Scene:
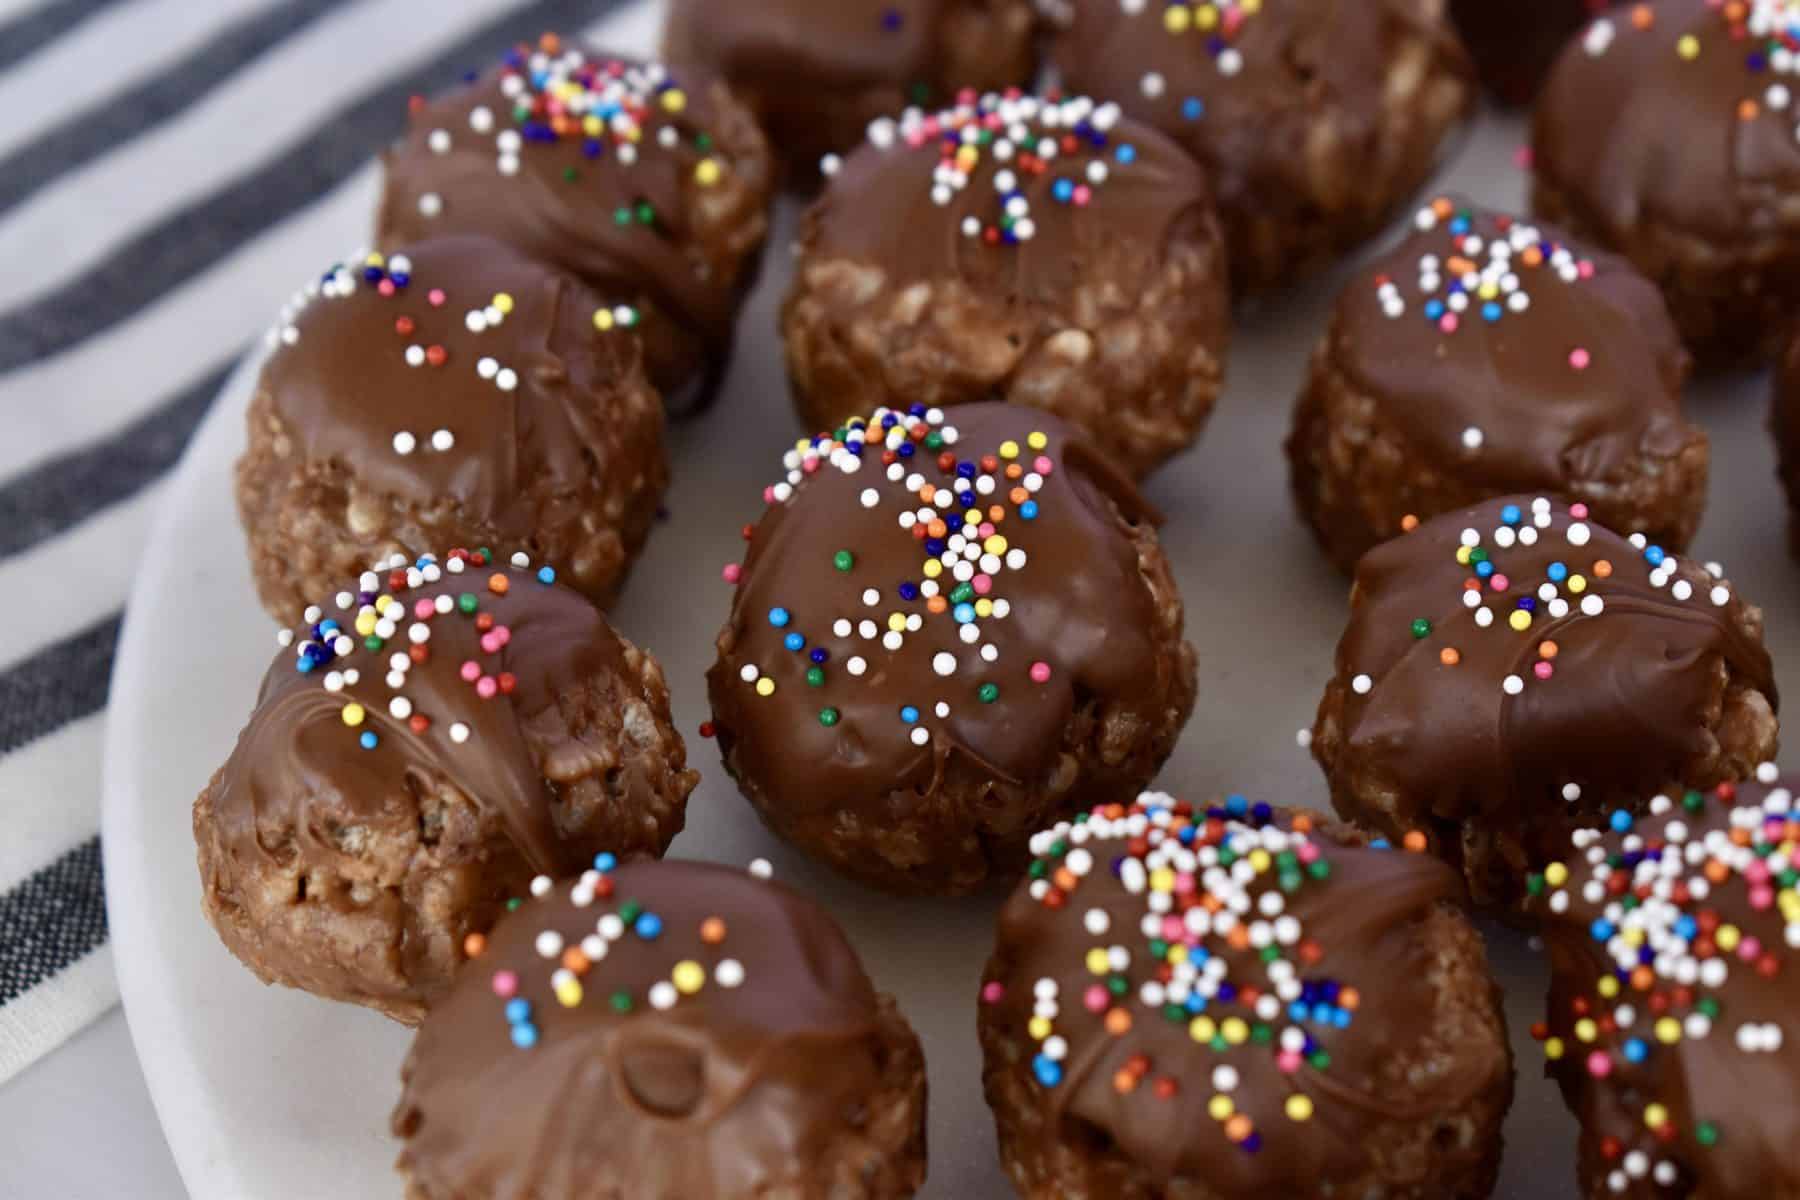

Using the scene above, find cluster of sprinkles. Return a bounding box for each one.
[1528,765,1794,1193]
[473,857,774,1049]
[410,34,730,220]
[980,795,1424,1155]
[278,549,557,753]
[1582,1,1800,136]
[722,405,1055,751]
[1352,498,1733,704]
[821,92,1137,245]
[264,250,637,459]
[1131,0,1258,110]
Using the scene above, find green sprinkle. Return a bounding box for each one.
[619,901,643,924]
[506,897,522,912]
[609,992,633,1013]
[819,707,840,727]
[1684,790,1705,812]
[1411,618,1432,639]
[978,683,1000,703]
[458,593,478,614]
[562,166,579,182]
[1696,1122,1718,1147]
[363,635,383,652]
[613,207,632,225]
[806,667,825,687]
[833,550,855,572]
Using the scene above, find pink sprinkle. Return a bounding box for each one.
[1297,843,1320,864]
[476,676,498,699]
[1746,861,1770,885]
[762,486,777,504]
[481,632,504,654]
[978,522,995,538]
[1073,184,1092,206]
[1439,314,1459,333]
[972,574,992,596]
[1739,936,1764,961]
[1029,661,1052,684]
[377,279,396,297]
[1276,1051,1302,1074]
[413,599,434,619]
[1172,871,1195,895]
[722,563,742,584]
[492,970,518,998]
[1489,574,1510,592]
[493,626,511,648]
[1569,347,1591,370]
[1084,985,1110,1013]
[427,288,446,307]
[1161,915,1184,941]
[1569,503,1589,519]
[1534,661,1555,680]
[980,981,1005,1005]
[1034,455,1054,475]
[1577,260,1596,279]
[802,457,820,474]
[459,660,481,682]
[1587,1052,1612,1078]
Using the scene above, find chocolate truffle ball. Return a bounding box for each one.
[706,403,1197,896]
[1038,0,1474,294]
[661,0,1036,184]
[194,550,696,1024]
[1449,0,1602,104]
[1287,196,1708,574]
[393,860,928,1199]
[1534,0,1800,366]
[1771,323,1800,554]
[978,794,1513,1199]
[237,237,667,621]
[1311,495,1778,909]
[783,92,1230,478]
[376,39,774,411]
[1527,768,1800,1198]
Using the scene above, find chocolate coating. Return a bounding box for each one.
[1040,0,1474,293]
[784,93,1230,477]
[237,236,667,620]
[376,43,774,410]
[706,403,1196,895]
[1311,495,1778,908]
[1533,0,1800,365]
[195,552,695,1022]
[979,796,1513,1198]
[1449,0,1600,104]
[1287,196,1707,572]
[1528,771,1800,1198]
[661,0,1036,184]
[1771,316,1800,556]
[393,861,928,1199]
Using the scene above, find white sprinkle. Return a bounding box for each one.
[1295,728,1312,749]
[649,982,678,1010]
[495,368,518,391]
[1502,675,1525,696]
[1567,522,1591,546]
[715,959,745,988]
[534,931,564,958]
[388,697,413,719]
[449,722,470,744]
[469,105,493,132]
[860,488,880,509]
[847,656,867,677]
[1711,585,1731,606]
[1351,673,1372,694]
[431,429,455,451]
[392,431,416,455]
[418,192,442,218]
[932,652,957,676]
[748,858,773,879]
[1580,595,1604,616]
[1140,71,1165,98]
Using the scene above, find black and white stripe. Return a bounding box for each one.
[0,0,651,1082]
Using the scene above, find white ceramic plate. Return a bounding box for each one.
[102,39,1800,1197]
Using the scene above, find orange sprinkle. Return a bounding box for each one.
[700,917,727,945]
[1104,1007,1133,1036]
[1227,926,1251,951]
[539,32,561,52]
[927,519,947,539]
[1053,867,1078,891]
[927,596,949,614]
[1432,196,1455,218]
[1009,487,1029,505]
[487,572,509,595]
[561,948,590,975]
[462,933,486,959]
[1632,4,1654,28]
[1400,514,1420,532]
[988,505,1006,523]
[1739,99,1760,121]
[1292,813,1315,833]
[1225,1115,1254,1142]
[1539,640,1559,660]
[1593,559,1613,578]
[1403,830,1429,853]
[1631,965,1656,991]
[1705,859,1731,884]
[1520,246,1544,268]
[1339,987,1360,1011]
[1439,647,1461,666]
[1113,1069,1139,1094]
[1006,463,1023,479]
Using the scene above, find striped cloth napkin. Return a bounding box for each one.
[0,0,662,1086]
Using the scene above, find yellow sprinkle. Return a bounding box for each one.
[1456,546,1473,565]
[593,309,615,331]
[755,677,775,697]
[1655,1018,1682,1044]
[1717,924,1741,952]
[923,560,943,579]
[340,703,365,727]
[364,251,385,266]
[983,535,1009,555]
[1545,862,1568,887]
[1150,867,1175,893]
[672,961,705,995]
[1189,1016,1217,1042]
[694,158,722,187]
[1575,1018,1597,1043]
[1645,1103,1669,1129]
[1196,4,1220,29]
[1027,431,1048,450]
[355,611,377,637]
[956,145,979,172]
[887,613,907,633]
[1222,1018,1249,1044]
[492,292,513,314]
[583,115,603,136]
[1208,1094,1235,1120]
[1568,574,1587,594]
[1166,944,1188,964]
[1677,33,1699,59]
[1164,5,1190,31]
[1598,976,1621,998]
[1285,1094,1314,1122]
[1085,948,1110,975]
[661,88,687,112]
[1623,926,1646,947]
[999,440,1020,460]
[1781,891,1800,920]
[1028,1016,1052,1040]
[1544,1037,1565,1060]
[555,980,583,1008]
[974,598,994,618]
[1508,610,1532,632]
[1248,850,1271,873]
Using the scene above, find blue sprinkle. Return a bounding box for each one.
[296,657,316,674]
[1181,96,1204,120]
[1482,302,1502,322]
[954,603,976,624]
[510,1023,538,1049]
[359,731,378,750]
[1624,1039,1648,1063]
[1547,561,1568,582]
[784,632,805,652]
[505,998,531,1025]
[537,566,556,584]
[1052,178,1074,203]
[1676,915,1698,941]
[1609,810,1634,833]
[1591,918,1616,942]
[1032,1055,1064,1087]
[1645,545,1666,566]
[1370,837,1392,849]
[1020,500,1039,521]
[769,607,791,628]
[635,913,663,940]
[1425,299,1445,321]
[594,852,617,873]
[1500,504,1522,526]
[1475,560,1495,579]
[900,706,920,724]
[1114,144,1136,165]
[898,582,920,602]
